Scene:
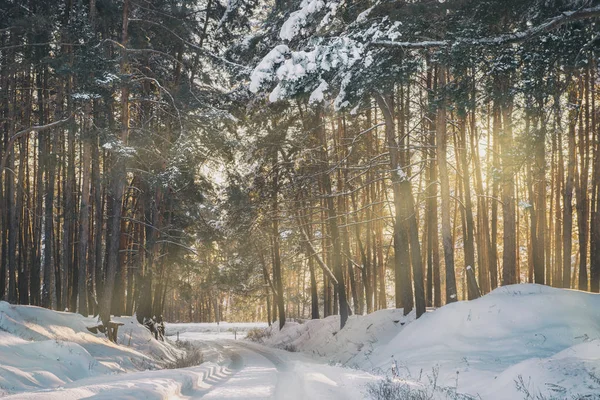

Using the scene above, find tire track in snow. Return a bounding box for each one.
[229,340,289,372]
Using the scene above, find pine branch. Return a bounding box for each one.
[372,5,600,49]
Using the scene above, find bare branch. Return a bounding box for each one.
[2,115,74,170]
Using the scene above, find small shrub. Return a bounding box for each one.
[366,378,432,400]
[175,339,195,351]
[246,328,270,342]
[283,343,297,352]
[366,366,477,400]
[514,374,600,400]
[165,341,203,369]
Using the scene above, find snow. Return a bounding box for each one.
[309,79,328,104]
[396,167,407,181]
[0,301,182,396]
[334,72,352,110]
[249,45,290,94]
[519,200,533,209]
[251,35,363,106]
[3,363,231,399]
[369,284,600,398]
[268,48,320,102]
[166,321,268,341]
[317,2,339,30]
[257,285,600,398]
[260,309,414,369]
[2,285,599,399]
[355,5,375,23]
[4,321,378,399]
[279,0,325,41]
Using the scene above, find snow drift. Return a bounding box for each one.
[261,284,600,399]
[260,308,414,368]
[0,301,182,396]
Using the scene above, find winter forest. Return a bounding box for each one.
[1,0,600,398]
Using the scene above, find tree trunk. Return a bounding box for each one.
[589,64,599,292]
[271,148,286,329]
[315,106,348,329]
[576,72,590,290]
[533,111,546,285]
[563,81,577,289]
[77,126,91,316]
[458,114,478,298]
[501,97,517,285]
[99,0,130,330]
[436,68,458,303]
[373,92,421,316]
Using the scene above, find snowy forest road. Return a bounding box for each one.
[181,334,376,400]
[2,329,377,399]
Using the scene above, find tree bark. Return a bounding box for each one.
[99,0,130,330]
[501,96,517,285]
[436,68,458,303]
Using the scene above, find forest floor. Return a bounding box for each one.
[1,284,600,399]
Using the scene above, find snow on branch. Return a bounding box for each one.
[249,45,290,94]
[280,0,326,41]
[372,5,600,49]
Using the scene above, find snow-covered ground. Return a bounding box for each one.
[259,308,414,368]
[0,303,377,399]
[166,322,268,341]
[0,301,182,396]
[259,284,600,399]
[2,284,599,399]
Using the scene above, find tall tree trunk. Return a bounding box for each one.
[470,80,492,295]
[501,96,517,285]
[563,81,577,289]
[271,148,286,329]
[436,68,458,303]
[553,89,564,288]
[589,64,599,292]
[315,107,348,328]
[31,69,45,306]
[490,103,501,290]
[91,125,103,312]
[533,110,546,285]
[7,72,18,304]
[427,63,442,305]
[458,114,478,298]
[351,191,368,315]
[77,123,91,316]
[99,0,130,330]
[373,92,422,316]
[576,72,590,290]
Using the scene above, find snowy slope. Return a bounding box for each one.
[261,284,600,399]
[370,284,600,398]
[2,360,228,399]
[3,333,379,400]
[261,309,414,368]
[0,301,182,396]
[3,285,600,399]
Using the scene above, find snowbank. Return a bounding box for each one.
[259,285,600,399]
[260,308,415,367]
[370,284,600,398]
[0,301,182,396]
[3,361,229,400]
